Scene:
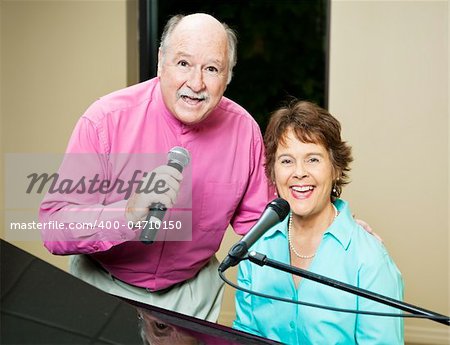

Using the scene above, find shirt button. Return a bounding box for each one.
[289,321,295,329]
[93,245,99,251]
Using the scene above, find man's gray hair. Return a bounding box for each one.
[159,14,238,84]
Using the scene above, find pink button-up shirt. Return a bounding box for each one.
[39,77,271,290]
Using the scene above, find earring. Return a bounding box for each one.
[273,182,278,196]
[332,179,338,194]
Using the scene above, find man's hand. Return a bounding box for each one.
[354,217,383,243]
[125,165,183,223]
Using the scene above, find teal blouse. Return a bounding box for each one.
[233,199,404,344]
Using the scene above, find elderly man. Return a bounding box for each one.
[39,13,271,321]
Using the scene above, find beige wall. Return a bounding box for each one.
[2,0,449,344]
[329,1,449,343]
[1,0,131,270]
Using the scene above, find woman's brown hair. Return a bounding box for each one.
[264,100,353,198]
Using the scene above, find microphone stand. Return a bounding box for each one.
[246,251,450,326]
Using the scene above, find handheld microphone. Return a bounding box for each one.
[218,198,290,272]
[140,147,190,244]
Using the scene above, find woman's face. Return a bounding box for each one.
[274,128,335,220]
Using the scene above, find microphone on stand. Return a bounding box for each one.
[218,198,290,272]
[140,147,190,244]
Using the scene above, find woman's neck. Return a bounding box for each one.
[291,203,337,238]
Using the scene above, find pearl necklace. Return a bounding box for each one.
[288,204,338,260]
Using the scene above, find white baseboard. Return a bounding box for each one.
[405,325,450,345]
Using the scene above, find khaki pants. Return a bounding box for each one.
[70,255,225,322]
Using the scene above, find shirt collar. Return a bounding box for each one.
[261,199,353,250]
[324,199,353,250]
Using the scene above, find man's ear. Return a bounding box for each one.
[157,49,163,77]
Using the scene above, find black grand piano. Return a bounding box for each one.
[1,239,280,344]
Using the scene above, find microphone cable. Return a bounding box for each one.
[218,258,450,322]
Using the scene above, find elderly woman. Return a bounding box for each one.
[233,100,404,344]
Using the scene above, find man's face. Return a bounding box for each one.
[158,19,229,125]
